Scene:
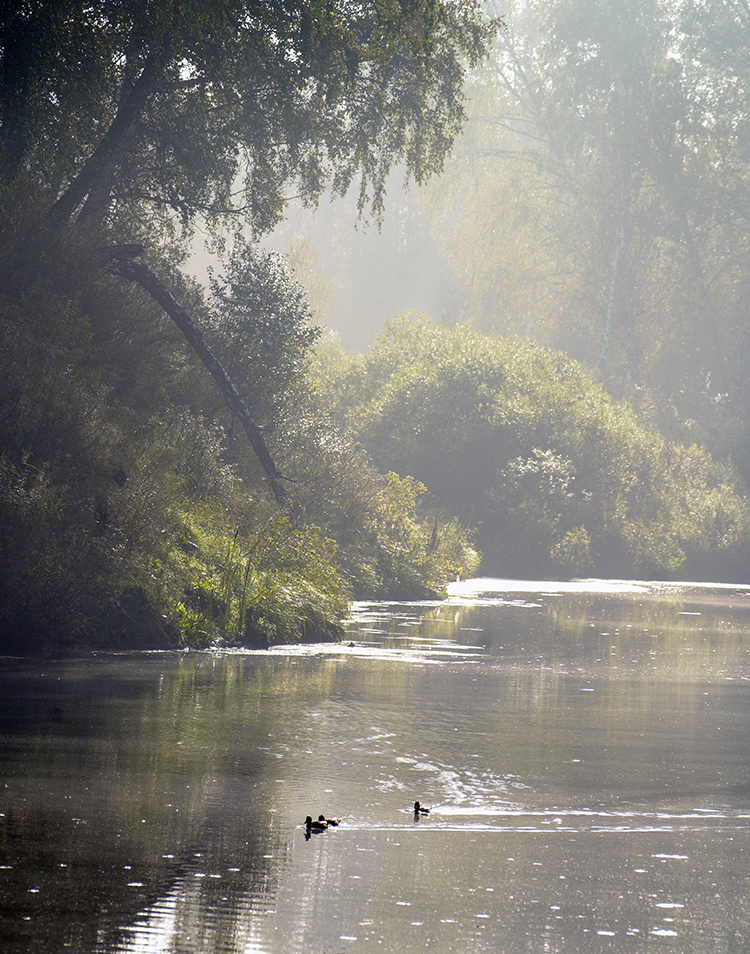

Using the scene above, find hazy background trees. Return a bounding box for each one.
[431,0,750,449]
[273,0,750,487]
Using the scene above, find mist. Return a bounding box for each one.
[190,176,460,352]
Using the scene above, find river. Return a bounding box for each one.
[1,578,749,953]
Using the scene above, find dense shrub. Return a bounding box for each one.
[270,387,480,599]
[319,315,750,580]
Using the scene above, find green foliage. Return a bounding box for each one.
[0,212,477,652]
[207,242,320,426]
[551,527,594,577]
[168,508,348,648]
[327,315,750,580]
[266,373,481,599]
[353,471,479,598]
[0,217,313,650]
[1,0,493,237]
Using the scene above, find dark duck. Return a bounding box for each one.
[414,801,430,816]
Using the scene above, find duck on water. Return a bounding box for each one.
[305,803,429,836]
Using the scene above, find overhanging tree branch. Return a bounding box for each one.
[105,247,290,504]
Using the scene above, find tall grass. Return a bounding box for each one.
[171,508,348,648]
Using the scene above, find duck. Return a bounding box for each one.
[305,815,328,832]
[318,814,341,827]
[414,801,430,815]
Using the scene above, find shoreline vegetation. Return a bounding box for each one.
[2,3,749,656]
[0,229,481,657]
[2,230,748,657]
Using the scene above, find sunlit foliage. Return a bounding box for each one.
[322,314,750,579]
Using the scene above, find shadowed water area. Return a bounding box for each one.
[1,579,749,952]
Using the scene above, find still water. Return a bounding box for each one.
[1,578,750,953]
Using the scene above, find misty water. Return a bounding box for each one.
[1,579,750,953]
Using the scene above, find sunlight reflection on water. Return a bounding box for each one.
[1,579,750,953]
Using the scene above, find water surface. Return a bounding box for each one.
[1,579,749,952]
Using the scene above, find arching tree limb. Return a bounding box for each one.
[107,249,289,504]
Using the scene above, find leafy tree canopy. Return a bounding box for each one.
[0,0,494,238]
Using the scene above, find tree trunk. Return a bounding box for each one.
[109,250,290,504]
[48,48,168,228]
